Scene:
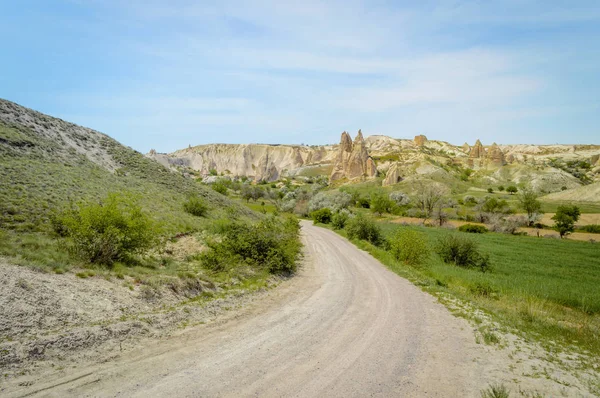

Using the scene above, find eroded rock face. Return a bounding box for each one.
[330,130,377,182]
[461,143,470,153]
[382,162,402,186]
[469,139,485,159]
[486,143,506,167]
[414,135,428,147]
[254,149,280,182]
[467,139,486,168]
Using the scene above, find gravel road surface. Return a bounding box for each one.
[6,221,488,397]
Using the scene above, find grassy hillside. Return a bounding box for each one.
[0,101,252,234]
[0,99,300,293]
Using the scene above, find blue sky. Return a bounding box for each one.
[1,0,599,153]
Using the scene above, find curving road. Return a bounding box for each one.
[10,221,487,397]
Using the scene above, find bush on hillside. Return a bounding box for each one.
[458,224,488,234]
[311,208,332,224]
[370,192,393,215]
[331,210,350,230]
[389,228,429,266]
[345,213,383,246]
[183,196,208,217]
[436,234,491,272]
[199,216,301,274]
[54,193,160,265]
[211,182,228,195]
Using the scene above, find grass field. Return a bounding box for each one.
[330,220,600,357]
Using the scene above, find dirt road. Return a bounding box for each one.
[5,221,489,397]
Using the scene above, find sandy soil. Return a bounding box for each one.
[2,222,597,397]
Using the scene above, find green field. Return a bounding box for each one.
[330,220,600,357]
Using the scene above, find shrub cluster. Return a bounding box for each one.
[311,208,332,224]
[578,224,600,234]
[345,213,383,246]
[183,196,208,217]
[53,193,159,265]
[458,224,488,234]
[331,210,349,230]
[436,234,491,272]
[389,228,429,266]
[199,216,301,274]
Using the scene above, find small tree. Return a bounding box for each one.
[506,185,518,195]
[487,187,494,193]
[414,182,445,220]
[497,186,505,192]
[552,205,581,238]
[518,188,543,226]
[370,192,392,215]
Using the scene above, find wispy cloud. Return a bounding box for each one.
[2,0,599,151]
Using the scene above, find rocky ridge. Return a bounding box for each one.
[147,133,600,191]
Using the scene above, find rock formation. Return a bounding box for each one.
[461,143,470,153]
[330,130,377,182]
[414,135,428,147]
[486,143,506,167]
[254,149,279,182]
[382,163,402,186]
[467,139,486,168]
[469,139,485,159]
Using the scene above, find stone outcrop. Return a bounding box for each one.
[461,143,470,153]
[486,143,506,167]
[469,139,485,159]
[467,139,486,168]
[330,130,377,182]
[414,135,428,147]
[382,163,402,186]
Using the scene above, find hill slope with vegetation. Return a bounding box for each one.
[0,99,301,377]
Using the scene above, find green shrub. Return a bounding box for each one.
[487,187,494,193]
[311,208,332,224]
[345,214,383,246]
[480,383,510,398]
[199,216,301,274]
[389,228,429,266]
[54,193,159,265]
[331,211,349,230]
[370,192,393,215]
[578,224,600,233]
[458,224,488,234]
[211,182,228,195]
[183,196,208,217]
[436,234,491,272]
[506,185,518,194]
[356,197,370,208]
